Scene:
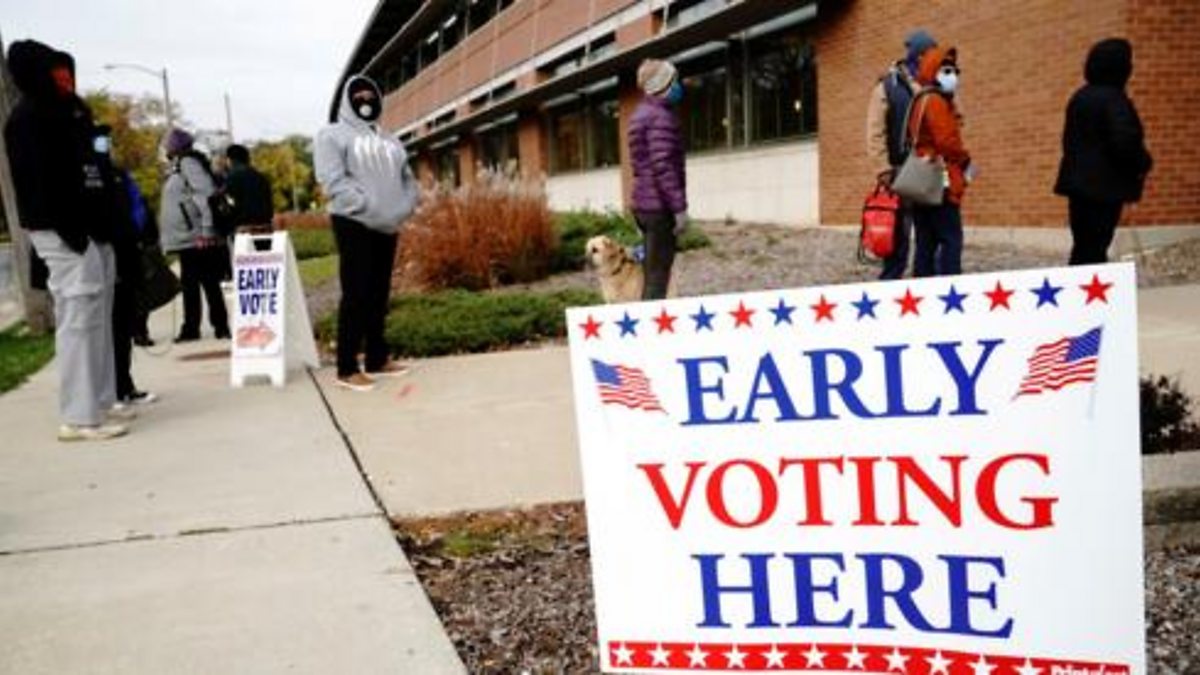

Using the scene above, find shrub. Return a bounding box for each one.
[398,173,558,291]
[273,211,331,231]
[1141,375,1200,455]
[288,228,337,261]
[381,288,601,357]
[553,209,711,271]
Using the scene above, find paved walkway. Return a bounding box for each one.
[0,308,464,673]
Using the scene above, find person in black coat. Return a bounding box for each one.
[1054,38,1153,265]
[223,144,275,235]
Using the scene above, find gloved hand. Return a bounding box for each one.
[673,212,689,237]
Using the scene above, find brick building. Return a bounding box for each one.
[334,0,1199,229]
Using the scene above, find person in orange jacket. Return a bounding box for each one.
[908,46,975,277]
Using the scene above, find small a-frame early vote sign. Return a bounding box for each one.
[230,232,318,387]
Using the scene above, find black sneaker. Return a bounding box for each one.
[214,327,231,340]
[123,390,159,405]
[176,331,200,343]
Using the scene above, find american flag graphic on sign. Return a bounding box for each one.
[1015,326,1103,397]
[591,360,665,413]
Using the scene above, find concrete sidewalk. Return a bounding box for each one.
[0,311,464,672]
[327,283,1200,522]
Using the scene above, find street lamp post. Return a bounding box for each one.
[104,62,173,129]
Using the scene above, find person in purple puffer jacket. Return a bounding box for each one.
[629,59,688,300]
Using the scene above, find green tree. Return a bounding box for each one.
[251,135,316,213]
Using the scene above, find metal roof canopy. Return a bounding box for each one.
[405,0,815,153]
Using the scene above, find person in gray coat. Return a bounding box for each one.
[315,74,418,392]
[159,128,230,342]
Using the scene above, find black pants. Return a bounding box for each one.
[178,246,230,336]
[1068,197,1123,266]
[635,212,676,300]
[333,216,397,377]
[113,280,137,400]
[913,202,963,278]
[879,206,912,280]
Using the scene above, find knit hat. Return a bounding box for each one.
[904,29,937,73]
[164,128,193,157]
[638,59,677,96]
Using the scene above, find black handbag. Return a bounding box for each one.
[136,244,181,314]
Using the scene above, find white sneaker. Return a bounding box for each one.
[108,403,138,421]
[58,423,128,442]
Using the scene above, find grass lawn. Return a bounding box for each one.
[298,254,339,290]
[0,324,54,394]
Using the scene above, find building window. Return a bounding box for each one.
[478,119,520,174]
[545,86,621,175]
[440,13,463,53]
[430,144,461,187]
[547,102,586,174]
[665,0,729,29]
[590,93,620,169]
[678,44,731,153]
[468,0,497,33]
[746,30,817,143]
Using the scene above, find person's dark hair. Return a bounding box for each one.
[226,144,251,165]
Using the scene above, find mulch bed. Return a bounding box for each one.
[396,503,1200,675]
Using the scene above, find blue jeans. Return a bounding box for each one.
[912,203,963,277]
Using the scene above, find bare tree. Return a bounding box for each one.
[0,33,53,333]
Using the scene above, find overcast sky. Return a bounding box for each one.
[1,0,377,141]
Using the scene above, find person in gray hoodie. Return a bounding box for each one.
[315,74,419,392]
[159,128,230,342]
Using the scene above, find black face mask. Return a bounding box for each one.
[348,80,382,122]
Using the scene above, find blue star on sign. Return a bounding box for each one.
[1032,277,1063,308]
[852,292,879,320]
[616,312,639,337]
[939,285,968,314]
[770,298,797,326]
[691,305,715,332]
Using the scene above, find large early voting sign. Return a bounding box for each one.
[567,263,1142,674]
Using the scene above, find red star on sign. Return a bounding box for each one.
[580,315,603,339]
[895,288,923,316]
[985,281,1015,311]
[1081,274,1113,304]
[730,301,755,328]
[811,295,837,322]
[654,308,677,334]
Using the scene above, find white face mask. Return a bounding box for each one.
[358,104,374,118]
[937,70,959,94]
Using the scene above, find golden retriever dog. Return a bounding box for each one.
[586,235,644,303]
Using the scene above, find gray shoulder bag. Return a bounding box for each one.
[891,90,946,206]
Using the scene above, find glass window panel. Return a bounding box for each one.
[747,30,817,143]
[548,103,586,174]
[589,94,621,169]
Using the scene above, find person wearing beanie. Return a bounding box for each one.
[4,40,128,441]
[1054,39,1153,265]
[628,58,687,300]
[865,29,938,280]
[159,127,230,342]
[314,74,419,392]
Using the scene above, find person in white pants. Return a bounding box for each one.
[4,40,131,441]
[28,232,126,439]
